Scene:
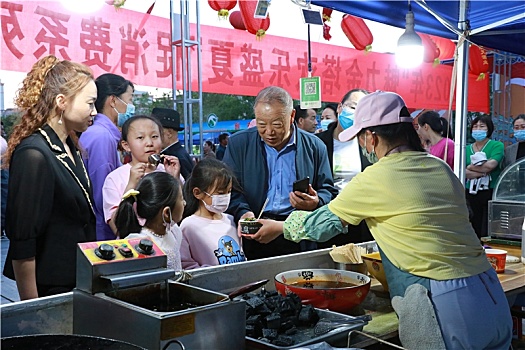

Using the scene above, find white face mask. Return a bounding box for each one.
[162,209,176,231]
[203,192,231,214]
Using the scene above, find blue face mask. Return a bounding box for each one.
[515,130,525,142]
[338,107,355,130]
[320,119,334,130]
[471,130,487,142]
[115,97,135,127]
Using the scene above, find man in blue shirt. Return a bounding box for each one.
[223,86,337,259]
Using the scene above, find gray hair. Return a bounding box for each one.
[253,86,293,114]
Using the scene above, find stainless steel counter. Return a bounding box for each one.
[1,242,378,341]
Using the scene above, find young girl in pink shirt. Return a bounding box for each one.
[180,159,246,269]
[102,115,180,235]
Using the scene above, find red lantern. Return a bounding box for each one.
[239,0,270,40]
[419,33,440,65]
[341,15,373,52]
[229,10,246,30]
[469,45,490,80]
[431,35,456,60]
[208,0,237,19]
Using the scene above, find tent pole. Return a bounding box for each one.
[453,0,469,185]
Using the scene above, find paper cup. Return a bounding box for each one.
[485,249,507,273]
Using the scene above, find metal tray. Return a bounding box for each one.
[245,308,369,350]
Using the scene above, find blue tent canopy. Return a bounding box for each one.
[178,119,252,145]
[311,0,525,56]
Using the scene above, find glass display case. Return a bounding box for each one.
[488,158,525,240]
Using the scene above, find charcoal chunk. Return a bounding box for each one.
[266,313,281,329]
[245,296,265,309]
[256,303,272,316]
[246,314,261,325]
[262,328,278,340]
[298,304,319,325]
[284,326,297,335]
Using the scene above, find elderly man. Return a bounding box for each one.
[294,105,318,133]
[223,86,337,260]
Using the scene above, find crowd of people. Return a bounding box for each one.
[1,55,521,348]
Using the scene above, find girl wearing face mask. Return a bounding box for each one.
[503,114,525,168]
[465,115,504,238]
[180,158,246,269]
[115,172,184,271]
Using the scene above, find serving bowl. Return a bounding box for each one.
[361,252,389,292]
[274,269,371,313]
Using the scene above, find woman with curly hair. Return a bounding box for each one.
[2,55,97,300]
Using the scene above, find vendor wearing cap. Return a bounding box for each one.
[248,91,512,349]
[152,108,194,180]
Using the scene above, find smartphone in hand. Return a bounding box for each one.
[293,177,310,193]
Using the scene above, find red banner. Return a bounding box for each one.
[1,1,489,112]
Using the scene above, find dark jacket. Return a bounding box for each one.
[223,127,337,259]
[4,125,96,294]
[316,121,371,175]
[161,141,194,180]
[223,127,337,223]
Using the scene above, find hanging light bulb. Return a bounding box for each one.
[395,3,424,68]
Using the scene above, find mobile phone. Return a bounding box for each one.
[293,177,310,193]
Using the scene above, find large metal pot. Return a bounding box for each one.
[1,334,147,350]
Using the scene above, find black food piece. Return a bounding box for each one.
[246,315,261,325]
[266,313,281,329]
[298,304,319,325]
[262,328,278,340]
[284,326,297,335]
[242,290,320,347]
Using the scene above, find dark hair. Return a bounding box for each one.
[204,140,216,152]
[115,172,181,238]
[94,73,134,112]
[219,133,229,143]
[294,105,314,120]
[183,158,238,219]
[323,103,338,117]
[513,114,525,127]
[418,111,453,139]
[470,114,494,138]
[359,122,425,153]
[341,89,369,104]
[121,115,164,142]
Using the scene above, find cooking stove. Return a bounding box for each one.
[73,238,245,350]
